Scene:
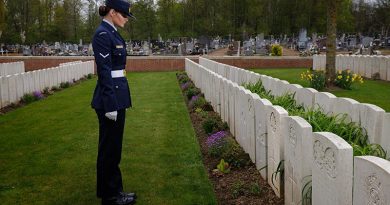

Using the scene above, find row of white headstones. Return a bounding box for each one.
[313,54,390,81]
[185,57,390,205]
[0,61,95,109]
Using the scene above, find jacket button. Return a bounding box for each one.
[115,86,119,89]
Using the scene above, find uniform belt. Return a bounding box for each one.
[111,70,126,78]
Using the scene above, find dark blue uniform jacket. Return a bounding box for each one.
[91,21,132,112]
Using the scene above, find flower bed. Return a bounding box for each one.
[177,71,284,205]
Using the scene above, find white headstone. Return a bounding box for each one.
[379,56,388,80]
[359,103,385,144]
[312,132,353,205]
[314,92,336,115]
[283,116,313,205]
[7,75,17,103]
[267,105,288,197]
[379,113,390,155]
[365,56,374,78]
[228,82,236,136]
[359,56,367,76]
[353,156,390,205]
[295,88,318,109]
[332,97,360,123]
[0,76,9,107]
[254,95,272,179]
[387,56,390,81]
[285,84,303,97]
[371,56,380,78]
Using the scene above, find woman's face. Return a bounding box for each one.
[112,10,128,28]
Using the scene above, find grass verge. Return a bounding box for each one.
[0,72,216,205]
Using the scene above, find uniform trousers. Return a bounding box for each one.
[95,109,126,198]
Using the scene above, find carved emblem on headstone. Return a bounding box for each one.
[270,112,277,133]
[366,174,384,205]
[289,123,297,147]
[313,140,337,178]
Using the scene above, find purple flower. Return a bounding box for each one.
[206,131,227,148]
[188,95,200,108]
[181,82,191,90]
[33,91,44,100]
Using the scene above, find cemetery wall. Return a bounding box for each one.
[0,56,311,72]
[186,57,390,205]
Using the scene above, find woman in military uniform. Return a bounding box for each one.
[91,1,136,205]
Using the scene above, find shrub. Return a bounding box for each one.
[189,95,207,110]
[177,72,190,84]
[195,108,209,118]
[87,73,93,79]
[202,114,228,134]
[21,93,36,104]
[334,69,363,90]
[42,87,51,95]
[206,131,228,157]
[60,82,71,88]
[270,44,283,56]
[51,86,60,91]
[222,137,251,168]
[202,116,219,134]
[185,87,200,99]
[301,70,326,91]
[180,81,193,91]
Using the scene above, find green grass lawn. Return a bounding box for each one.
[251,68,390,112]
[0,72,216,205]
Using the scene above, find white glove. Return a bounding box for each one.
[105,111,118,121]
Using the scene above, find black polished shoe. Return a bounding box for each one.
[119,192,137,199]
[101,194,135,205]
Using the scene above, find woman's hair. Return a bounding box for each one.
[99,5,112,17]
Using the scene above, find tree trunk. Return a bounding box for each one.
[325,0,338,87]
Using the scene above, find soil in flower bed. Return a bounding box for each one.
[178,76,284,205]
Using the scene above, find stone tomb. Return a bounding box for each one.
[353,156,390,205]
[253,95,272,179]
[266,105,288,197]
[312,132,353,205]
[283,116,313,205]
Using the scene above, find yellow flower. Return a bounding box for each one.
[338,70,342,74]
[347,70,351,74]
[338,75,342,80]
